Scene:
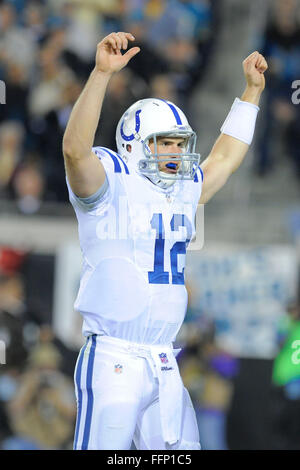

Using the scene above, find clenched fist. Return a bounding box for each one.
[243,51,268,91]
[95,32,140,75]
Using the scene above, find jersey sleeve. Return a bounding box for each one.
[66,146,128,215]
[66,176,109,212]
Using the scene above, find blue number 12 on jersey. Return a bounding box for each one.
[148,213,192,285]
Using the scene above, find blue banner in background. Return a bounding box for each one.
[186,245,298,359]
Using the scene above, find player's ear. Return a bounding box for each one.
[126,144,132,152]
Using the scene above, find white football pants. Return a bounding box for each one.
[73,335,200,450]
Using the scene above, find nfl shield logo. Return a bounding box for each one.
[159,353,168,364]
[114,364,123,374]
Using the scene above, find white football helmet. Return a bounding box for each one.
[115,98,201,188]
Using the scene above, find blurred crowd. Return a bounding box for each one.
[0,0,219,212]
[0,0,299,212]
[0,247,77,449]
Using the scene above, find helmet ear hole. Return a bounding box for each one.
[126,144,132,153]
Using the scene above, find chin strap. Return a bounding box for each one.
[146,173,176,189]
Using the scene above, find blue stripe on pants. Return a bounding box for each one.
[81,335,97,449]
[73,340,88,449]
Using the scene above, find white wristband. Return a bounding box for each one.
[220,97,259,145]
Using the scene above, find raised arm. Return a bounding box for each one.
[62,32,140,198]
[199,51,268,204]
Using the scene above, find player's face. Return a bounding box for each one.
[148,137,187,174]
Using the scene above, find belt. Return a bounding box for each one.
[93,335,183,445]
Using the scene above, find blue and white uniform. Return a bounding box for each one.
[68,147,202,344]
[68,99,203,450]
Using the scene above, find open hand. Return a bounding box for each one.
[95,32,140,75]
[243,51,268,91]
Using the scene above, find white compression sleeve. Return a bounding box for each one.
[220,97,260,146]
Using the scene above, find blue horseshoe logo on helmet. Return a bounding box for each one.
[120,109,142,141]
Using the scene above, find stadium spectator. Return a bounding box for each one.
[5,325,76,450]
[0,2,38,73]
[122,15,169,86]
[12,159,45,214]
[28,41,75,118]
[35,76,82,202]
[0,62,29,128]
[145,0,219,103]
[149,73,178,103]
[0,121,25,199]
[22,1,47,44]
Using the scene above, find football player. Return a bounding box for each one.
[62,32,267,450]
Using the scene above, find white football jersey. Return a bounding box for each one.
[67,146,203,345]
